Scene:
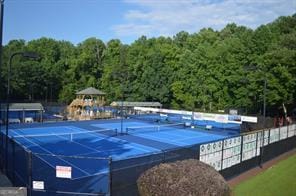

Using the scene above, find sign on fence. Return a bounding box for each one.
[134,107,257,124]
[33,181,44,190]
[280,126,288,140]
[199,124,295,172]
[56,166,72,179]
[269,128,280,143]
[222,137,241,169]
[199,141,223,171]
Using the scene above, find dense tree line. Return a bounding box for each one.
[0,14,295,115]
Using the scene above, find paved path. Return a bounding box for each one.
[0,171,12,187]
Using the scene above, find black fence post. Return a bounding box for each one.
[278,125,281,141]
[12,137,15,185]
[268,128,271,144]
[162,149,166,163]
[221,139,225,170]
[0,132,2,170]
[255,132,258,156]
[239,135,244,174]
[239,135,244,163]
[196,144,200,160]
[27,151,32,196]
[267,129,270,145]
[108,156,112,196]
[286,124,289,138]
[256,131,262,168]
[286,125,289,151]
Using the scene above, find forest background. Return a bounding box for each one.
[1,14,295,115]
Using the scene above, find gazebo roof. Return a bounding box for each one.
[76,87,106,95]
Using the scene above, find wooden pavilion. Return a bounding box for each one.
[67,87,111,120]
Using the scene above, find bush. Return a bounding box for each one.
[137,159,230,196]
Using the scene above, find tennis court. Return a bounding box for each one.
[2,118,236,195]
[96,121,226,146]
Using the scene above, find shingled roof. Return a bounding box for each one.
[0,103,44,111]
[76,87,106,95]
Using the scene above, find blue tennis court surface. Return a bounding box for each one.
[95,121,226,146]
[5,118,238,195]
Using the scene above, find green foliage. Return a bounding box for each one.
[1,14,295,114]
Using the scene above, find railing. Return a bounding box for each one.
[199,123,296,172]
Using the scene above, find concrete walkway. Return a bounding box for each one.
[0,171,12,187]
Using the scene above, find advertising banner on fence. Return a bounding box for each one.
[215,114,228,123]
[228,115,242,124]
[193,112,203,120]
[33,181,44,190]
[135,107,257,124]
[241,116,258,123]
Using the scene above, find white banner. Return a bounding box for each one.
[134,107,257,124]
[33,181,44,190]
[241,116,258,123]
[56,166,72,179]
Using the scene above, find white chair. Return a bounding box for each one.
[8,118,21,124]
[185,122,191,127]
[25,117,34,123]
[206,125,213,130]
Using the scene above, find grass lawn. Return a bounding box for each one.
[233,154,296,196]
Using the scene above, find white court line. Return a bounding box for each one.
[71,126,158,153]
[135,133,188,146]
[149,129,196,139]
[74,143,162,157]
[52,127,110,155]
[12,131,91,176]
[163,130,224,141]
[10,126,126,180]
[132,129,224,145]
[10,126,70,131]
[12,127,110,155]
[177,135,220,142]
[129,129,195,142]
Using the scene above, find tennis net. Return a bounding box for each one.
[12,128,118,141]
[126,123,185,135]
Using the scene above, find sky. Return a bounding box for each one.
[3,0,296,45]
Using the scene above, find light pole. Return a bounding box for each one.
[120,97,123,134]
[119,72,128,135]
[119,45,128,135]
[0,0,5,147]
[5,51,39,173]
[263,77,267,127]
[244,65,267,128]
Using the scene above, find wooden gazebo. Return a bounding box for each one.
[67,87,110,120]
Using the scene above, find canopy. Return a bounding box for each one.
[0,103,44,112]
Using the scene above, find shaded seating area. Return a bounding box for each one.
[0,103,44,124]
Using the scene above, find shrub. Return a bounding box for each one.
[137,159,230,196]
